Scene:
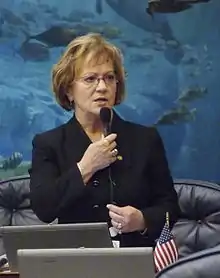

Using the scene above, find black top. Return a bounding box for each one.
[29,111,180,247]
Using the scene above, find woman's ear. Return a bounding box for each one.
[66,89,74,103]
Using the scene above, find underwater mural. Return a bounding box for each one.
[0,0,219,183]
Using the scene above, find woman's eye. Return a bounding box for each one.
[106,74,115,80]
[85,76,96,83]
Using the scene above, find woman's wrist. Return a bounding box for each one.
[77,160,94,184]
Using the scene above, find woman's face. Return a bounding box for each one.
[68,54,118,118]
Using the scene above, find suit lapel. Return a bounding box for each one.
[63,115,91,167]
[111,111,131,169]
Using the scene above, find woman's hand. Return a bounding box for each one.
[77,133,118,183]
[107,204,146,233]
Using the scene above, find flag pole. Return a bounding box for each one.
[166,211,169,228]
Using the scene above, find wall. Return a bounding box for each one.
[0,0,219,182]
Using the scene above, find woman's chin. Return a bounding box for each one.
[95,100,109,107]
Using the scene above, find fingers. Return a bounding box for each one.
[91,133,118,169]
[105,133,117,143]
[109,141,117,151]
[107,204,122,214]
[107,205,125,229]
[111,220,122,234]
[102,134,118,159]
[110,148,118,157]
[103,134,117,147]
[109,210,124,224]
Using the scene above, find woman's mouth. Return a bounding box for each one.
[94,98,108,104]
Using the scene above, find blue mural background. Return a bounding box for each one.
[0,0,219,183]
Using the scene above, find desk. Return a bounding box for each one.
[0,273,19,278]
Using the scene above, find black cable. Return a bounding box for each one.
[108,166,116,205]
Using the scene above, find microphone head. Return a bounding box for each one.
[100,107,111,125]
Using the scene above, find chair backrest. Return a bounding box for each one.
[155,245,220,278]
[173,179,220,258]
[0,175,45,255]
[1,176,220,258]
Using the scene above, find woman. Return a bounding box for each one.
[29,33,180,247]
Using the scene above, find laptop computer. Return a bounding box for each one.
[0,222,112,271]
[17,247,155,278]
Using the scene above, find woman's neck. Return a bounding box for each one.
[75,111,104,140]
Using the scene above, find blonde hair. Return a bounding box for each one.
[52,33,126,111]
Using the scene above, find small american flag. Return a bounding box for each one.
[154,212,178,273]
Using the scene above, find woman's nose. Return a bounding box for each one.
[96,79,107,91]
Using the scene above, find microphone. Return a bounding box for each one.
[100,107,112,137]
[100,107,123,161]
[99,107,116,204]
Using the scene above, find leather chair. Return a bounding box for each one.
[0,175,45,255]
[155,245,220,278]
[172,179,220,258]
[156,179,220,277]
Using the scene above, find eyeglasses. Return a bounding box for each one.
[76,72,118,88]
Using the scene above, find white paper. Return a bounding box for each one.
[109,227,120,248]
[112,240,120,248]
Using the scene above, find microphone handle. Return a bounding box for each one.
[103,124,111,137]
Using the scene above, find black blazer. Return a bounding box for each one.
[29,111,180,247]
